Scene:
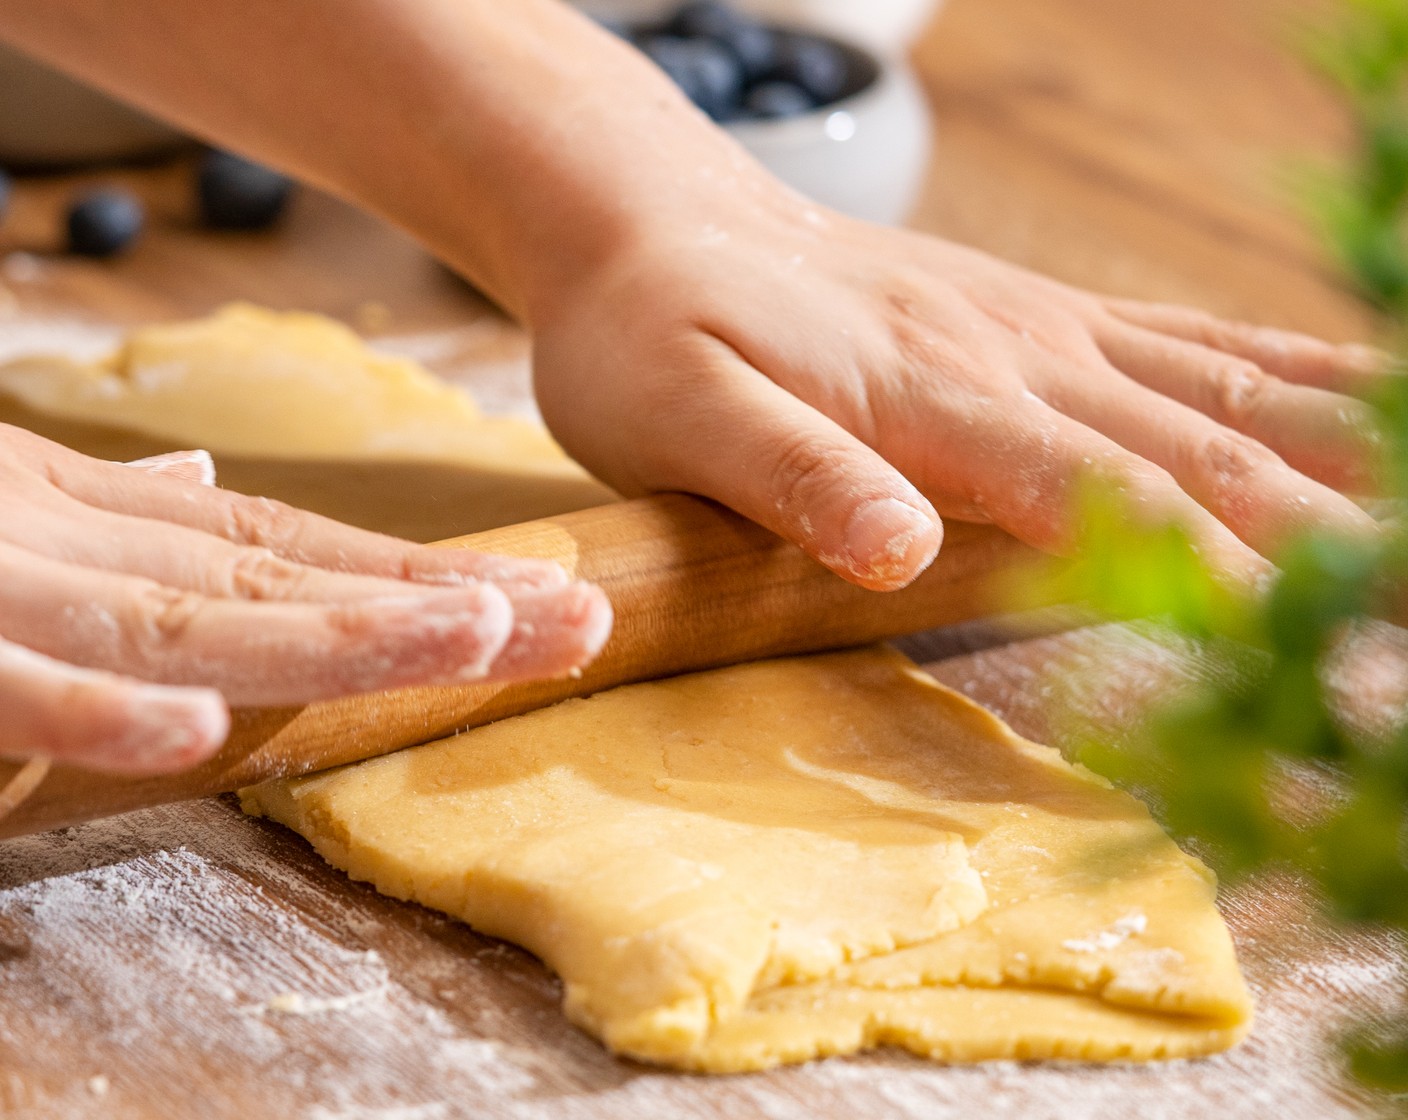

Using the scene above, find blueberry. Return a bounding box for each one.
[66,190,144,258]
[744,81,815,120]
[0,169,11,225]
[197,150,294,231]
[668,1,776,80]
[639,34,745,121]
[772,33,850,106]
[591,13,632,40]
[667,0,734,38]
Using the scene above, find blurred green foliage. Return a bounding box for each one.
[1046,0,1408,1093]
[1304,0,1408,312]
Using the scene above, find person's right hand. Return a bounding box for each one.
[0,424,612,777]
[531,192,1387,596]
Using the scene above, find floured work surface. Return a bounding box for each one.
[242,648,1251,1072]
[1,629,1403,1119]
[0,301,1400,1113]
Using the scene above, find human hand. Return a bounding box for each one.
[0,426,611,775]
[532,190,1385,593]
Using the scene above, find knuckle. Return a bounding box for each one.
[390,549,453,586]
[226,547,309,601]
[124,584,205,653]
[765,432,845,512]
[225,495,304,554]
[1207,360,1272,424]
[323,601,382,642]
[1197,432,1279,509]
[1200,432,1272,481]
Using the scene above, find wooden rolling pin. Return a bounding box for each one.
[0,494,1046,839]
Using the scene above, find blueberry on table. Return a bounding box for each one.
[197,150,294,231]
[668,1,776,80]
[66,190,144,258]
[639,34,745,122]
[773,33,850,106]
[745,81,815,120]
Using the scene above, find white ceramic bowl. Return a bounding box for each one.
[726,44,932,226]
[0,43,182,167]
[577,6,935,225]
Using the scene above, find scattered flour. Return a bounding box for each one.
[370,328,540,422]
[253,985,390,1018]
[0,797,1402,1120]
[0,313,121,365]
[1062,912,1148,954]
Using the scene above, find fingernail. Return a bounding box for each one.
[325,595,513,691]
[115,688,230,774]
[346,586,511,641]
[843,499,943,588]
[359,584,506,615]
[1340,343,1392,374]
[418,587,515,681]
[489,582,614,681]
[124,449,217,486]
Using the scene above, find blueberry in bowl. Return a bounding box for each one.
[637,34,747,123]
[744,80,815,120]
[618,2,875,124]
[668,1,778,83]
[591,1,932,225]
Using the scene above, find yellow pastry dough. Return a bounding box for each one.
[242,648,1252,1072]
[3,306,1252,1070]
[0,304,616,539]
[0,304,567,464]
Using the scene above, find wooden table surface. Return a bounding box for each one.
[2,1,1405,1117]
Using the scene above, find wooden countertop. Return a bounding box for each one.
[0,1,1403,1117]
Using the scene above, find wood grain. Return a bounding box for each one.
[1,0,1405,1116]
[908,0,1374,341]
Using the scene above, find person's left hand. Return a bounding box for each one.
[0,431,611,775]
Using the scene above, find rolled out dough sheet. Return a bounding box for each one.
[244,648,1252,1072]
[3,306,1252,1071]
